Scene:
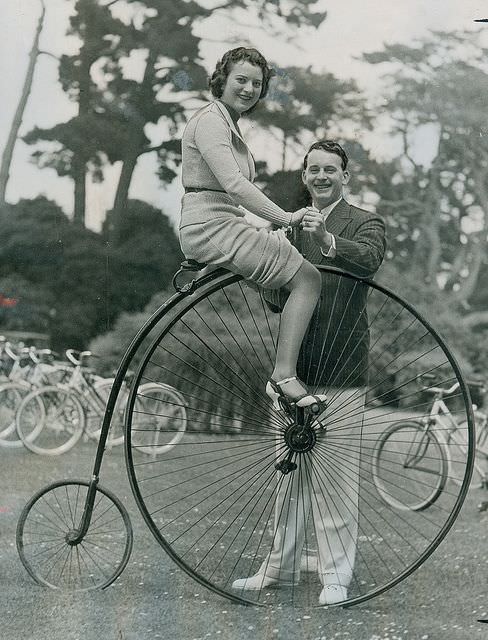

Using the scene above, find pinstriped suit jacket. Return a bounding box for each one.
[267,198,386,388]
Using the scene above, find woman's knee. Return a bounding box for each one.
[287,261,321,292]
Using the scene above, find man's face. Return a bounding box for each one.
[301,149,349,209]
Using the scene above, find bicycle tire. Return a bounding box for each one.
[130,382,188,456]
[118,266,475,609]
[0,381,31,448]
[16,479,133,591]
[16,385,85,455]
[372,420,448,510]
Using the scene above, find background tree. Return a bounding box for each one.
[102,198,183,312]
[99,0,327,242]
[0,0,47,205]
[21,0,327,236]
[0,196,181,348]
[364,30,488,341]
[23,0,129,226]
[252,66,369,171]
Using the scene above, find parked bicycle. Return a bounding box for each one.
[0,344,68,448]
[15,349,188,456]
[16,264,477,608]
[372,373,487,511]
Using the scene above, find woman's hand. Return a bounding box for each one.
[289,207,313,227]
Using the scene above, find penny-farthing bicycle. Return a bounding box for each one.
[16,264,475,608]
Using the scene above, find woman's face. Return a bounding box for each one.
[220,60,263,114]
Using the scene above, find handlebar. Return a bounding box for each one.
[65,349,94,366]
[4,342,32,362]
[4,342,19,361]
[417,373,486,397]
[29,348,58,364]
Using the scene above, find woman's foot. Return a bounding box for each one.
[266,376,327,408]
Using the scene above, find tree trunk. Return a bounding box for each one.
[72,155,87,227]
[281,131,287,171]
[0,1,45,205]
[410,151,443,284]
[71,0,105,227]
[111,137,144,244]
[110,50,158,243]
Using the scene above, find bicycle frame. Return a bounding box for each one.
[425,395,487,486]
[424,397,458,434]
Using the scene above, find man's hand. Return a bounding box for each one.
[289,207,309,227]
[301,207,334,251]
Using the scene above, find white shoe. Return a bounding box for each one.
[232,572,297,591]
[319,584,348,605]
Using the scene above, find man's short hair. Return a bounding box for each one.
[303,140,349,171]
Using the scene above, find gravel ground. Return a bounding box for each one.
[2,441,488,640]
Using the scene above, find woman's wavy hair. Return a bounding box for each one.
[209,47,274,110]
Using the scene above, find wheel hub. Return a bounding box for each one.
[284,424,317,453]
[65,529,80,546]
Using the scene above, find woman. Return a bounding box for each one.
[179,47,325,407]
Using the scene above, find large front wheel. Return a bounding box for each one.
[119,266,475,609]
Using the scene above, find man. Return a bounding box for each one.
[232,140,386,605]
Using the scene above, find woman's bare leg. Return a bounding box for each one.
[271,261,322,399]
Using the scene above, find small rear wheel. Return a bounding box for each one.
[372,420,448,511]
[16,480,133,591]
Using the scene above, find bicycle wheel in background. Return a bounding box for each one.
[84,378,129,448]
[122,267,474,608]
[372,420,448,510]
[17,479,133,591]
[16,386,85,455]
[130,382,187,456]
[0,382,30,448]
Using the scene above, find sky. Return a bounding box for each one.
[1,0,487,231]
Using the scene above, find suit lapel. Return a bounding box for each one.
[325,198,352,236]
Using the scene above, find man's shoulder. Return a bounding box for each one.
[343,200,384,224]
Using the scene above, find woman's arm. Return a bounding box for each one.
[194,110,292,227]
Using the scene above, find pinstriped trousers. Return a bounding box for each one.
[259,387,365,587]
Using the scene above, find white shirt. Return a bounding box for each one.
[314,197,342,259]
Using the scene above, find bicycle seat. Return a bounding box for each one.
[172,260,209,293]
[180,259,207,271]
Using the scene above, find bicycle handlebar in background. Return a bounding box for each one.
[417,373,486,397]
